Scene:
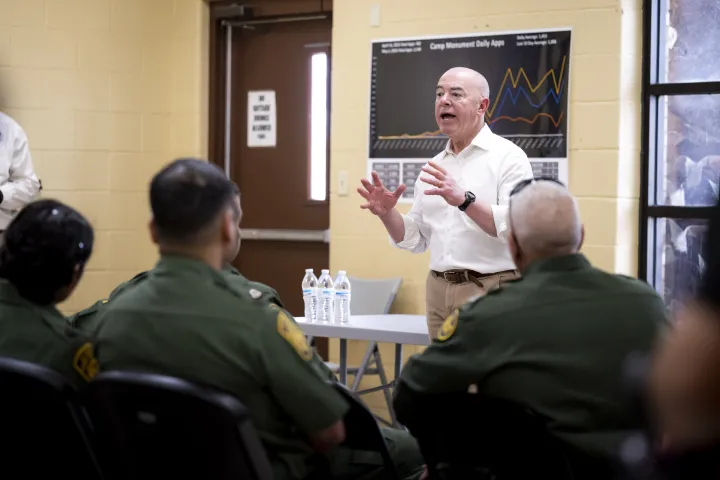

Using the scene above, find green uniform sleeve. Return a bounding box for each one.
[259,306,349,434]
[399,307,504,395]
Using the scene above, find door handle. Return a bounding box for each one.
[239,228,330,243]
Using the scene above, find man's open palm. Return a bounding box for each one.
[357,171,407,217]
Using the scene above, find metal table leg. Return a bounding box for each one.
[394,343,403,381]
[339,339,348,385]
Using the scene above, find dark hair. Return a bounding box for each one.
[699,197,720,308]
[0,199,94,305]
[150,158,239,243]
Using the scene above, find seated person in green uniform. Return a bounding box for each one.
[94,158,423,480]
[70,183,281,333]
[394,179,669,475]
[0,199,97,388]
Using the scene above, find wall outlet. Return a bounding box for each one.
[370,4,381,27]
[338,171,349,196]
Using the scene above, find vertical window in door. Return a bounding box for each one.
[309,52,328,201]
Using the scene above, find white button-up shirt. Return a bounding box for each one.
[391,125,534,273]
[0,112,41,230]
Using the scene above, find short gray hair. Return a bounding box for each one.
[509,181,582,257]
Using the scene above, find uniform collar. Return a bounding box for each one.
[222,263,241,275]
[522,254,592,277]
[443,124,495,155]
[0,278,66,319]
[0,279,28,305]
[154,254,225,281]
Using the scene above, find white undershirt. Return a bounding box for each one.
[391,125,534,273]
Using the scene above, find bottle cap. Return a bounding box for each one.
[305,268,313,272]
[338,270,346,275]
[321,269,329,273]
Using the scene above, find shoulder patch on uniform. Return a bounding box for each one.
[276,309,313,361]
[249,288,263,299]
[73,342,99,382]
[437,309,459,342]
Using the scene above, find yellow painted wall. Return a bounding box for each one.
[0,0,209,313]
[329,0,642,415]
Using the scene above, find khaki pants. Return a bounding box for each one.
[425,269,519,339]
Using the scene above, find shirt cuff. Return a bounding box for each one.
[490,204,509,240]
[389,214,418,249]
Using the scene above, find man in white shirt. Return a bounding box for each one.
[357,67,533,338]
[0,112,41,233]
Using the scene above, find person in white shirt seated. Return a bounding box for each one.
[357,67,534,339]
[0,112,41,234]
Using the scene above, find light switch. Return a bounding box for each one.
[338,171,349,196]
[370,4,381,27]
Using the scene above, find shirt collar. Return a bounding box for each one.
[154,254,225,282]
[522,253,592,277]
[443,124,496,155]
[222,262,240,275]
[0,278,66,319]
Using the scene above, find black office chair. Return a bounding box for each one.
[395,388,575,480]
[0,356,104,480]
[85,370,273,480]
[330,381,400,479]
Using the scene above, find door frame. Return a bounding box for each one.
[206,2,333,359]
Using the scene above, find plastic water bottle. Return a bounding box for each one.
[302,269,319,322]
[317,269,335,323]
[334,270,351,324]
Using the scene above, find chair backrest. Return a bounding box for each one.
[85,370,273,480]
[0,356,104,479]
[348,276,402,315]
[401,392,574,480]
[331,381,400,479]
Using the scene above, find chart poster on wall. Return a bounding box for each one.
[247,90,277,148]
[368,28,571,203]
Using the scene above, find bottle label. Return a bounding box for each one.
[336,291,351,297]
[302,288,313,296]
[321,288,334,297]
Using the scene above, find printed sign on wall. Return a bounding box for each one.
[247,90,277,148]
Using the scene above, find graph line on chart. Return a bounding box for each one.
[490,83,564,117]
[486,55,567,119]
[377,129,445,140]
[488,111,565,128]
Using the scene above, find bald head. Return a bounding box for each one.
[439,67,490,101]
[435,67,491,150]
[509,181,582,261]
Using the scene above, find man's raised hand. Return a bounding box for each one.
[357,171,407,217]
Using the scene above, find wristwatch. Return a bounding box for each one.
[458,191,476,212]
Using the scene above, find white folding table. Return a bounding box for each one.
[295,314,429,427]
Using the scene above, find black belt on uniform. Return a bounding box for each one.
[432,269,515,284]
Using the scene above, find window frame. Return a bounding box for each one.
[307,50,330,203]
[638,0,720,289]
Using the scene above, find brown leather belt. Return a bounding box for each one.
[432,269,515,284]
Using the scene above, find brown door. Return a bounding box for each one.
[225,17,331,324]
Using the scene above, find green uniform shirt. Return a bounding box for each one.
[71,264,283,334]
[94,256,349,480]
[0,279,97,388]
[397,254,668,460]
